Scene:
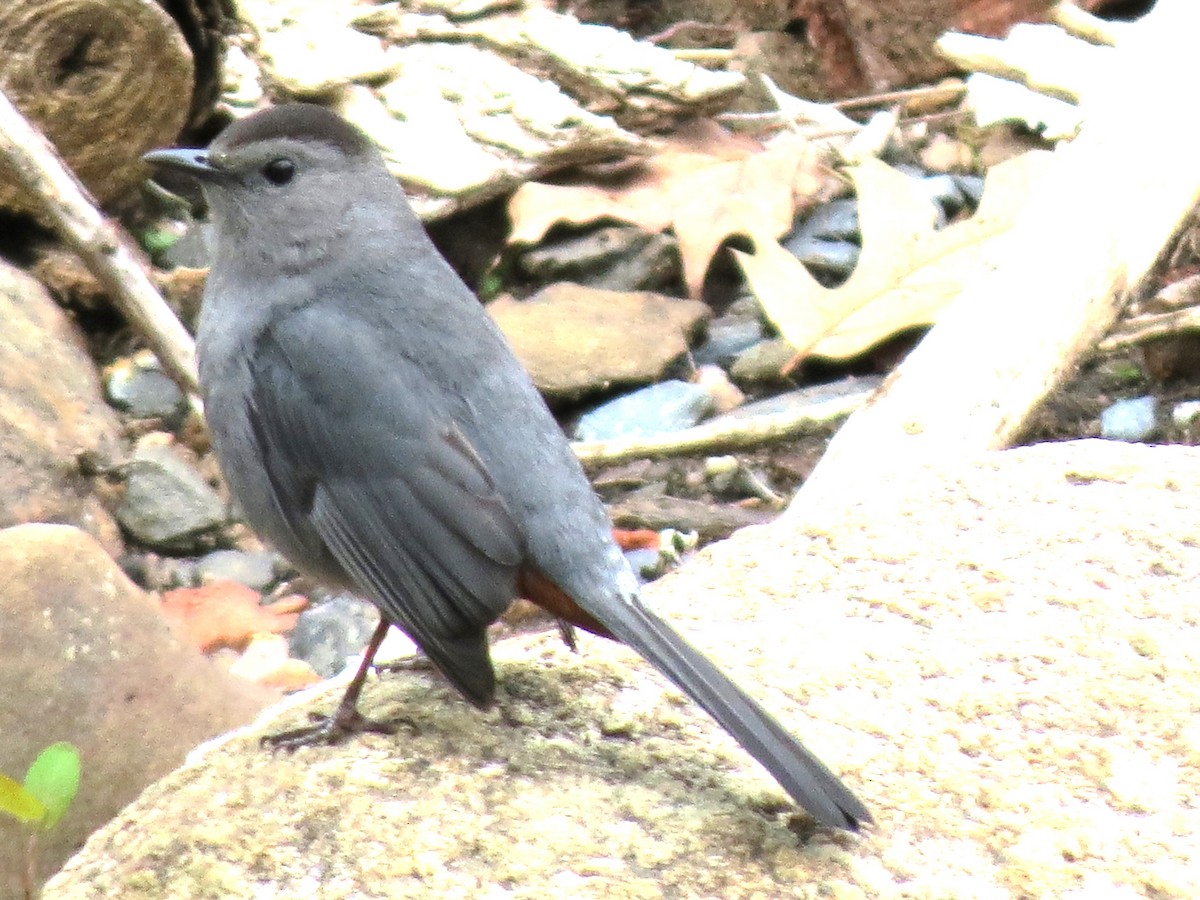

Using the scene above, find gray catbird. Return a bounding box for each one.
[144,104,870,831]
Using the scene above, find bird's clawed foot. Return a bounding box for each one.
[262,702,415,750]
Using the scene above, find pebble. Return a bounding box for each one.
[488,284,709,407]
[574,380,715,442]
[289,593,381,678]
[691,317,764,368]
[104,350,187,426]
[1172,400,1200,428]
[917,173,966,216]
[919,132,974,173]
[721,376,884,420]
[116,445,226,551]
[729,338,798,388]
[776,199,862,285]
[792,199,860,242]
[954,174,985,208]
[196,549,280,592]
[779,234,860,279]
[1100,396,1161,442]
[518,225,680,293]
[693,365,744,414]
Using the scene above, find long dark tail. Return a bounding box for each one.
[603,598,871,831]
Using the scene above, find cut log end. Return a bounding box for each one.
[0,0,195,209]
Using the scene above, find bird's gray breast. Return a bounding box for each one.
[197,287,348,587]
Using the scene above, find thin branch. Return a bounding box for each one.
[1050,1,1125,46]
[572,386,874,465]
[0,87,200,400]
[833,82,967,112]
[1099,308,1200,352]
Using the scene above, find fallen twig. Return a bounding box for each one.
[1099,307,1200,351]
[1098,272,1200,351]
[833,82,966,113]
[572,385,874,465]
[0,87,200,400]
[1049,1,1125,46]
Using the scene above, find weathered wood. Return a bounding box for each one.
[795,0,1200,506]
[229,0,745,218]
[0,0,194,209]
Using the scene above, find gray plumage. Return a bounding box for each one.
[144,104,870,831]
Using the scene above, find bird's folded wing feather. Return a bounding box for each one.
[244,307,524,705]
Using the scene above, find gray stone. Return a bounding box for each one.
[917,173,966,214]
[791,198,859,242]
[518,225,680,293]
[0,524,271,896]
[779,234,860,278]
[289,593,381,679]
[103,351,187,425]
[955,174,985,207]
[722,376,883,419]
[691,317,764,369]
[728,337,799,387]
[196,549,280,592]
[574,380,715,442]
[117,445,226,551]
[1100,396,1161,442]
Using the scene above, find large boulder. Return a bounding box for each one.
[0,525,274,895]
[0,262,124,553]
[42,441,1200,898]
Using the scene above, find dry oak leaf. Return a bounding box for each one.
[508,120,826,298]
[160,580,308,653]
[734,150,1055,363]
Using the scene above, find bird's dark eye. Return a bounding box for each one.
[262,158,295,185]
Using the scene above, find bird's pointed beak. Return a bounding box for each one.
[142,148,224,182]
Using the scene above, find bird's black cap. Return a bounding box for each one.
[213,103,372,158]
[143,104,373,182]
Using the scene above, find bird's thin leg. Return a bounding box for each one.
[263,617,407,749]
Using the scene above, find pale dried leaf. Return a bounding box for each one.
[673,134,823,297]
[736,151,1055,362]
[508,125,825,298]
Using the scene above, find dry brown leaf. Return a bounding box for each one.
[734,150,1055,362]
[160,581,308,654]
[507,121,825,297]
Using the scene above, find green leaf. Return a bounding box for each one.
[0,772,45,824]
[23,743,81,830]
[140,227,181,257]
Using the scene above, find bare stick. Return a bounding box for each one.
[0,87,200,397]
[1050,1,1125,46]
[1098,306,1200,351]
[572,386,874,465]
[833,82,966,112]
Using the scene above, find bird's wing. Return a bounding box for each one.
[244,306,524,706]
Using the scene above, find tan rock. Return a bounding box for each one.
[0,263,124,554]
[42,441,1200,898]
[489,283,710,406]
[0,525,273,895]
